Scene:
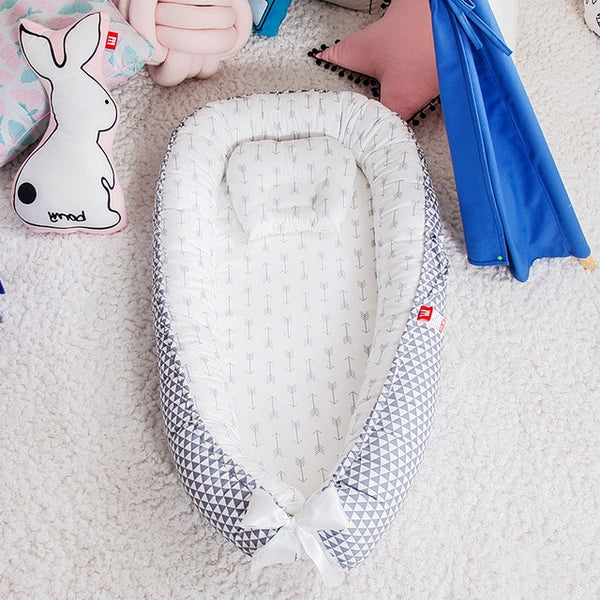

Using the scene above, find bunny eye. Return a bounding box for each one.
[105,99,110,105]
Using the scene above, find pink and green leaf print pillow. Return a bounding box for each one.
[0,0,155,167]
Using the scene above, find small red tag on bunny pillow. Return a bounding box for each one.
[13,12,126,233]
[105,30,119,51]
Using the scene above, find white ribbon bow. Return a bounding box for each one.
[240,486,351,587]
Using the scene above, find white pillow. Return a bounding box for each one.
[227,137,354,239]
[0,0,154,167]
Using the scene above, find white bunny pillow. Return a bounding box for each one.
[12,12,126,234]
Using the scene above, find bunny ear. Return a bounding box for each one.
[63,12,102,69]
[19,24,59,81]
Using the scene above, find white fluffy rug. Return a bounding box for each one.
[1,1,599,598]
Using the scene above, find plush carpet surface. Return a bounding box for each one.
[1,1,599,598]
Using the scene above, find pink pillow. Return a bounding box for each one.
[315,0,438,120]
[114,0,252,86]
[13,13,126,234]
[0,0,154,168]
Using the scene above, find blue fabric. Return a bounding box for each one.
[430,0,591,281]
[248,0,292,36]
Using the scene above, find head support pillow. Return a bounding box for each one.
[12,12,126,234]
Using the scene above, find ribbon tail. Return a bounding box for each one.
[297,528,346,588]
[250,528,301,573]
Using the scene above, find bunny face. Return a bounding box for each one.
[12,12,126,233]
[51,72,118,134]
[19,11,117,134]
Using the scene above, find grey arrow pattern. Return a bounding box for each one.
[159,90,427,493]
[216,133,387,492]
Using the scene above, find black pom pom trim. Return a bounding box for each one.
[407,96,441,127]
[308,43,441,127]
[308,43,381,102]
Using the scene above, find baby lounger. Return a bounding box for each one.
[153,90,448,585]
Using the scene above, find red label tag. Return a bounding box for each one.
[105,31,118,50]
[417,306,434,322]
[418,305,447,334]
[438,317,447,334]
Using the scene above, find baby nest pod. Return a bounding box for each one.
[152,90,448,585]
